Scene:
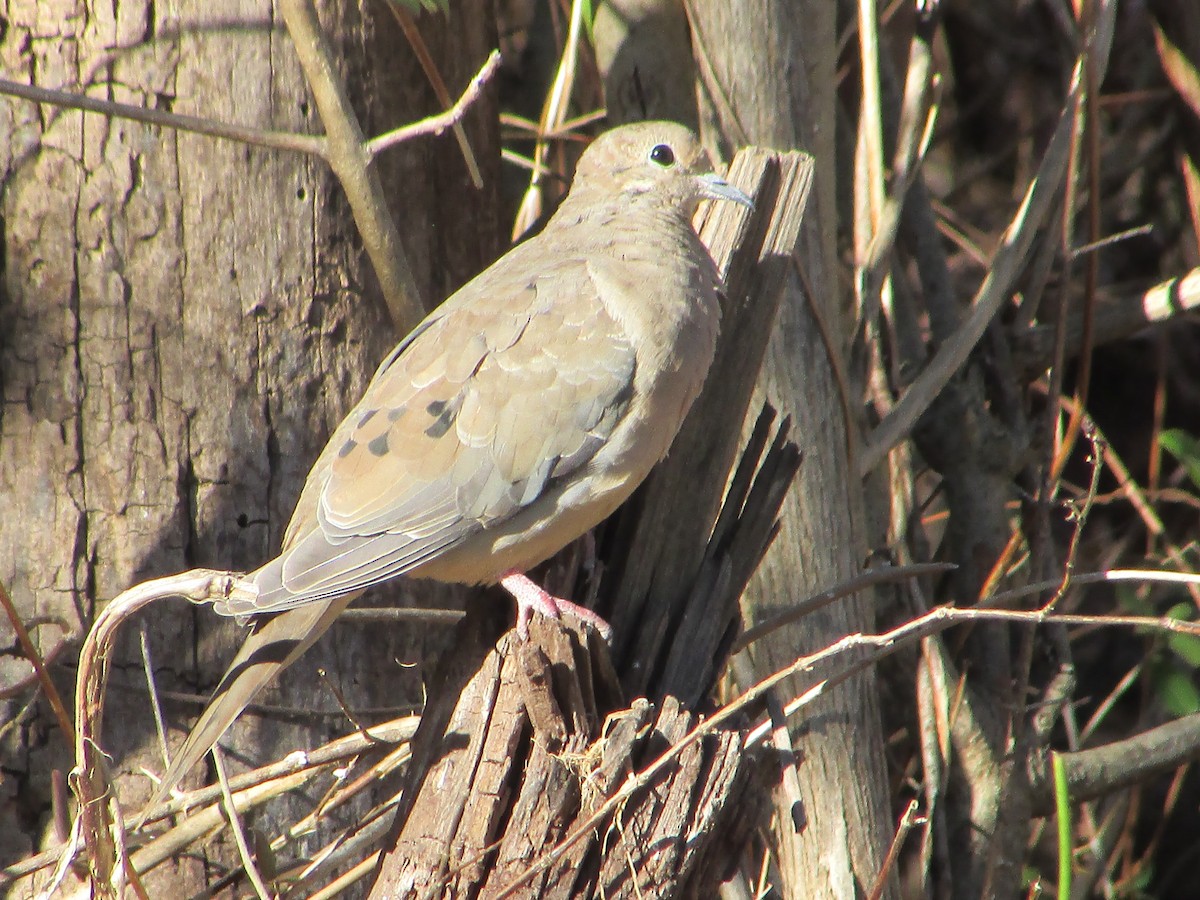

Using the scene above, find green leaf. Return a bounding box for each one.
[1160,429,1200,492]
[1116,583,1154,616]
[1167,631,1200,667]
[1155,668,1200,716]
[581,0,597,48]
[1164,602,1200,666]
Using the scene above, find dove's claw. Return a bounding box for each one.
[501,571,613,641]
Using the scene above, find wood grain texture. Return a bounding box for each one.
[369,604,757,899]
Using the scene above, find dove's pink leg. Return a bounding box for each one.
[500,571,613,641]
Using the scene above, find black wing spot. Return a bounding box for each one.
[338,439,357,458]
[425,411,455,439]
[367,433,390,456]
[387,405,407,422]
[424,398,458,438]
[358,409,378,428]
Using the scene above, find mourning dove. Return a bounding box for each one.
[141,121,751,822]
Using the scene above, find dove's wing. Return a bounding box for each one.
[219,255,637,617]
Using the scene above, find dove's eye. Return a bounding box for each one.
[648,144,675,167]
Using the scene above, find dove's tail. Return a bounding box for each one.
[135,593,357,828]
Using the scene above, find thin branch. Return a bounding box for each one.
[138,714,416,828]
[106,771,317,897]
[1029,711,1200,817]
[0,77,326,156]
[0,579,74,742]
[366,51,501,158]
[213,749,271,900]
[981,567,1200,610]
[1012,267,1200,377]
[308,852,381,900]
[745,595,1200,750]
[137,628,172,777]
[730,562,955,653]
[337,607,464,625]
[869,800,923,900]
[1047,418,1104,608]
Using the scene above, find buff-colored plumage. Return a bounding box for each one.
[141,121,751,822]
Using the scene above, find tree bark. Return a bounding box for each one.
[0,0,498,892]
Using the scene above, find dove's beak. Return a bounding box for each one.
[698,173,755,209]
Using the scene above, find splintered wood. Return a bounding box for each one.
[369,613,753,898]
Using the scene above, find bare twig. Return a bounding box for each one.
[1048,418,1105,609]
[337,607,464,625]
[287,797,399,894]
[869,800,923,900]
[0,77,325,155]
[365,51,500,158]
[213,748,271,900]
[861,0,1120,474]
[731,562,955,653]
[308,851,381,900]
[137,630,169,769]
[84,771,317,899]
[138,716,417,828]
[1012,267,1200,377]
[0,579,74,742]
[745,594,1200,751]
[0,50,501,172]
[1029,712,1200,816]
[980,567,1200,610]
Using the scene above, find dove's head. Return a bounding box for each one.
[569,121,753,215]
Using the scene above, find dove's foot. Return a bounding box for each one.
[500,571,613,641]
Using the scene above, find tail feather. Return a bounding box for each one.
[136,593,357,827]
